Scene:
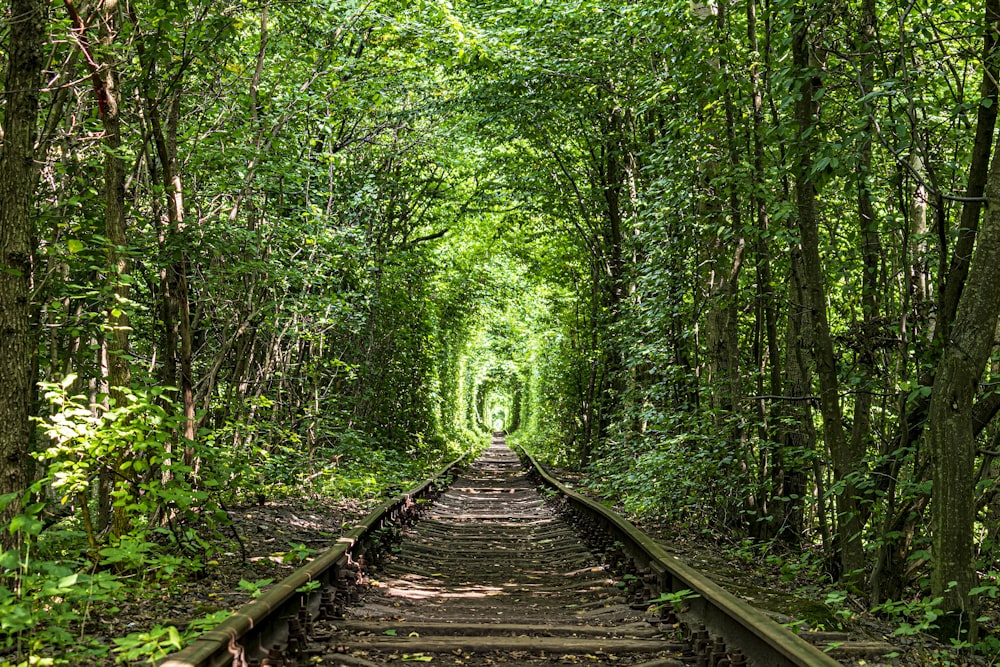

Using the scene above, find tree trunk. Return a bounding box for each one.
[746,0,792,542]
[98,0,133,539]
[161,94,197,466]
[776,249,817,548]
[0,0,46,549]
[147,85,197,484]
[936,0,1000,342]
[849,0,884,534]
[792,4,865,586]
[928,118,1000,639]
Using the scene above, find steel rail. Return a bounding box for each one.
[162,456,465,667]
[517,445,844,667]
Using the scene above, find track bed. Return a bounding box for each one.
[167,438,884,666]
[314,437,684,666]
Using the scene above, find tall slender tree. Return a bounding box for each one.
[0,0,46,549]
[791,1,865,585]
[927,3,1000,623]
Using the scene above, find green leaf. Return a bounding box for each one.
[969,585,998,598]
[0,549,19,569]
[296,580,321,593]
[0,492,18,514]
[8,513,43,536]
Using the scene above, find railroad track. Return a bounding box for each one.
[165,435,891,667]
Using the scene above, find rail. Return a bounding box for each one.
[517,445,843,667]
[162,456,464,667]
[164,443,849,667]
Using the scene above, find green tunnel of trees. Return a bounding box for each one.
[6,0,1000,661]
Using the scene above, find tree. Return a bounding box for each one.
[927,91,1000,639]
[0,0,46,549]
[791,1,865,586]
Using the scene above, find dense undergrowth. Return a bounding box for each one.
[1,378,478,666]
[0,454,468,666]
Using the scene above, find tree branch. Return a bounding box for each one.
[62,0,107,115]
[408,228,449,245]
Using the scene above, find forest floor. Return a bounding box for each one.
[83,487,985,666]
[642,526,944,667]
[82,497,372,665]
[550,468,990,667]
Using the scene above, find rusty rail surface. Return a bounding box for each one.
[517,445,843,667]
[162,456,464,667]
